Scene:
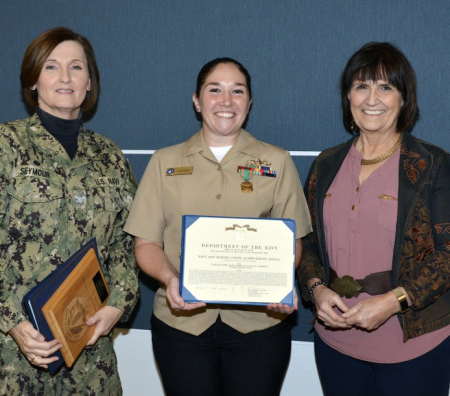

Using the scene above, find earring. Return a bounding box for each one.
[351,119,355,130]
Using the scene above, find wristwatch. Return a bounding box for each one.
[392,288,409,313]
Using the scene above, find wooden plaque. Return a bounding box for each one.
[42,248,110,367]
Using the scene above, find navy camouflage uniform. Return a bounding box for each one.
[0,114,139,395]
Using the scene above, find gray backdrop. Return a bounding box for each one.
[1,0,449,341]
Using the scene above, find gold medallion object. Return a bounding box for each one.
[241,181,253,193]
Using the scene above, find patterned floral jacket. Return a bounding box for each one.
[297,132,450,341]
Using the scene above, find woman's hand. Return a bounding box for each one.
[312,284,351,329]
[85,306,124,346]
[165,276,207,311]
[267,288,298,314]
[135,239,205,311]
[342,291,400,330]
[8,320,62,368]
[267,239,302,314]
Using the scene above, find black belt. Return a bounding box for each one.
[329,267,392,298]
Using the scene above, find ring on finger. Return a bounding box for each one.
[30,356,35,363]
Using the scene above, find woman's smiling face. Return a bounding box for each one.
[32,40,91,119]
[349,79,403,136]
[193,62,252,145]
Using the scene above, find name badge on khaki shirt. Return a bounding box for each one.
[166,167,193,176]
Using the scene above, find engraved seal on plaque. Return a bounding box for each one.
[63,295,90,343]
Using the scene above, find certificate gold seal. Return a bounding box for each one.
[63,295,90,343]
[232,284,244,295]
[235,227,247,240]
[225,224,257,238]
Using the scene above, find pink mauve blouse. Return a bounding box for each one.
[315,143,450,363]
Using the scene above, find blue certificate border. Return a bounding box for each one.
[180,215,296,306]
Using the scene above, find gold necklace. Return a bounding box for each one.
[360,132,404,166]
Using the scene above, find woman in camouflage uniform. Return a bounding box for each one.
[0,27,139,395]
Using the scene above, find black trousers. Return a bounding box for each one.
[315,331,450,396]
[151,314,291,396]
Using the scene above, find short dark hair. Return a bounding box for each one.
[20,27,100,112]
[196,57,252,98]
[340,42,419,134]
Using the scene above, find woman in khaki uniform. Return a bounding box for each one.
[124,58,311,396]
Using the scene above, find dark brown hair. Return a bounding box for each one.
[340,42,419,134]
[20,27,100,112]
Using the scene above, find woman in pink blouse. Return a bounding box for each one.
[297,42,450,396]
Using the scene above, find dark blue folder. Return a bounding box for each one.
[22,238,100,374]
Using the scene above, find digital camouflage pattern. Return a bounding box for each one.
[1,334,121,395]
[0,114,139,394]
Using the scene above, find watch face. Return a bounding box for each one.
[399,297,409,313]
[393,288,409,313]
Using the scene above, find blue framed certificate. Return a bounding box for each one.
[180,216,296,306]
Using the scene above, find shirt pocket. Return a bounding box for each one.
[377,190,398,232]
[87,185,124,246]
[6,175,64,241]
[323,185,334,229]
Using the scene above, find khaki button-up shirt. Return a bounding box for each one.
[125,129,312,335]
